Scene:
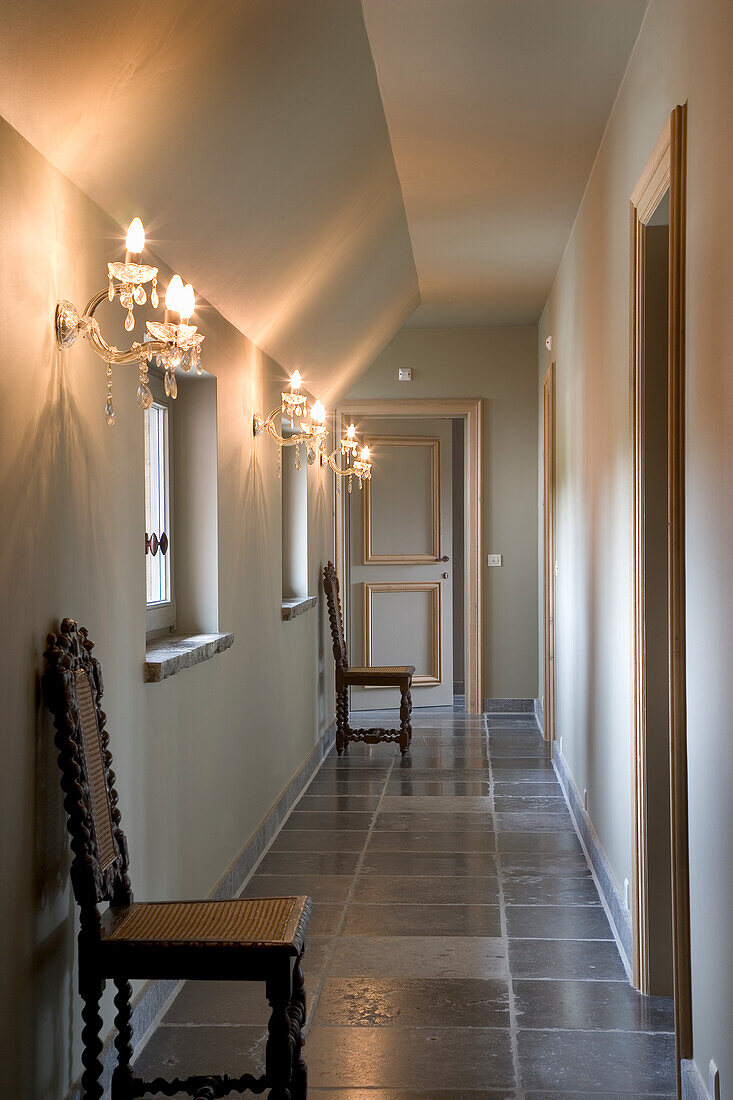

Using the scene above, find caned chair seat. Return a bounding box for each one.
[101,896,310,951]
[323,561,414,755]
[347,665,415,677]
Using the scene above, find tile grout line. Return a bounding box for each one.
[488,712,525,1100]
[303,744,398,1031]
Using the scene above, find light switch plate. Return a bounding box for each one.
[487,553,502,567]
[398,368,412,382]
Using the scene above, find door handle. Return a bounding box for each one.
[442,572,449,579]
[440,555,449,562]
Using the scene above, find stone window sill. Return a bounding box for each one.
[281,595,317,621]
[145,632,234,683]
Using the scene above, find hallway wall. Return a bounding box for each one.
[0,115,334,1097]
[537,0,733,1088]
[347,325,539,700]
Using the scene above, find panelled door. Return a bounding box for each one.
[347,417,453,709]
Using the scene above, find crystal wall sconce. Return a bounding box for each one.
[54,218,205,424]
[253,371,372,490]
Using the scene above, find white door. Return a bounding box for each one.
[347,417,453,709]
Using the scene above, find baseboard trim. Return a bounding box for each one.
[64,717,337,1100]
[534,697,544,734]
[552,742,633,979]
[482,697,535,713]
[681,1059,710,1100]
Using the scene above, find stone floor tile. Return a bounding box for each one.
[497,831,582,853]
[255,849,360,876]
[384,779,492,796]
[268,829,365,852]
[342,902,502,937]
[374,811,494,831]
[312,976,510,1028]
[327,935,507,979]
[517,1029,676,1093]
[242,873,353,903]
[305,1024,515,1089]
[513,978,675,1032]
[286,810,374,830]
[508,938,628,980]
[295,793,383,812]
[352,874,503,906]
[505,904,612,939]
[502,874,600,906]
[366,829,497,853]
[360,850,498,877]
[379,795,494,813]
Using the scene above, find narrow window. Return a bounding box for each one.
[281,418,308,600]
[144,387,175,634]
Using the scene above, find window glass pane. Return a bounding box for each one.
[144,402,171,606]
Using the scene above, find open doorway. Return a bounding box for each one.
[630,105,690,1081]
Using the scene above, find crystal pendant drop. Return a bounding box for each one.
[164,370,172,397]
[348,475,353,494]
[134,284,146,305]
[120,291,133,309]
[196,362,203,376]
[180,350,191,372]
[151,279,158,308]
[169,371,178,399]
[137,382,153,409]
[108,279,114,302]
[104,397,116,426]
[125,309,134,332]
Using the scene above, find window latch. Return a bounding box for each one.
[145,531,169,557]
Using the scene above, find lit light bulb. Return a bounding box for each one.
[311,400,326,424]
[360,445,370,462]
[165,274,184,319]
[346,423,356,439]
[125,217,145,256]
[180,283,195,322]
[290,370,302,392]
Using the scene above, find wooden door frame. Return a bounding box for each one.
[335,398,482,714]
[542,363,556,744]
[629,104,690,1072]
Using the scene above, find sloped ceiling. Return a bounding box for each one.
[361,0,648,326]
[0,0,418,399]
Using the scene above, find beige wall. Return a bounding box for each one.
[0,116,334,1096]
[347,326,539,700]
[537,0,733,1085]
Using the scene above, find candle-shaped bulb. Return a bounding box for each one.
[360,445,370,462]
[311,400,326,424]
[165,274,184,313]
[290,370,302,392]
[346,423,356,440]
[180,282,195,322]
[126,217,145,255]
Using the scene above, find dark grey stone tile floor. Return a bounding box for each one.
[135,712,675,1097]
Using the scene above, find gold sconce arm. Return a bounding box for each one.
[55,287,169,364]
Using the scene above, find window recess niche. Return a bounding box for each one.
[144,368,232,681]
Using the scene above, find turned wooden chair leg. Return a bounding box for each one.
[336,686,349,755]
[266,970,294,1100]
[80,974,106,1100]
[399,686,412,755]
[111,977,135,1100]
[288,952,307,1100]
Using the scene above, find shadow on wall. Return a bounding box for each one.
[0,333,110,1098]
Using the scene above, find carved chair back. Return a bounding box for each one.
[43,619,132,926]
[323,561,349,675]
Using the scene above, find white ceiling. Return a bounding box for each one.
[0,0,417,399]
[361,0,648,326]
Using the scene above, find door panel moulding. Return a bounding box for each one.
[364,580,442,685]
[629,103,690,1076]
[364,436,441,563]
[335,399,482,714]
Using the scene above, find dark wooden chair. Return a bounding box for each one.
[322,561,414,756]
[43,618,311,1100]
